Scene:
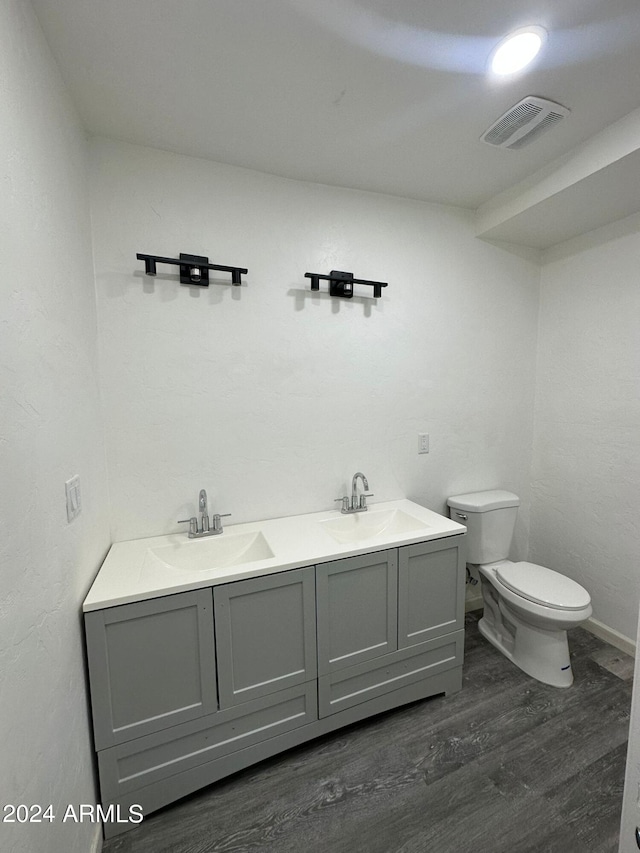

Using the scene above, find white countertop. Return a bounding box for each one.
[83,499,466,612]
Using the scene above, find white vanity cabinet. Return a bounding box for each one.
[83,523,465,839]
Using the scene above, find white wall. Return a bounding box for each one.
[0,3,110,852]
[90,138,540,554]
[531,227,640,641]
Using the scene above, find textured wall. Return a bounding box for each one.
[90,138,540,553]
[0,3,110,852]
[531,229,640,641]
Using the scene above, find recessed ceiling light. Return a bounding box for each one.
[490,26,546,76]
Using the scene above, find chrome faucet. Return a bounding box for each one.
[352,472,368,506]
[199,489,209,533]
[335,471,374,514]
[178,488,231,537]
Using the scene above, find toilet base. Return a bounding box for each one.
[478,599,574,689]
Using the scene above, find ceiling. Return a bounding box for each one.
[32,0,640,250]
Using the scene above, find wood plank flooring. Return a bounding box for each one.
[103,612,633,853]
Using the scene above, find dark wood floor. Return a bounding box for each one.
[104,612,633,853]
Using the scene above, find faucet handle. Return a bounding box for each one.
[359,493,374,509]
[211,513,231,533]
[178,517,198,535]
[335,496,350,512]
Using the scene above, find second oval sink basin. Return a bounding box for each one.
[319,508,428,544]
[150,531,274,572]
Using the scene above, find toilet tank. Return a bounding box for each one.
[447,490,520,564]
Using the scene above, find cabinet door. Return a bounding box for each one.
[398,537,465,648]
[85,589,217,750]
[214,567,316,709]
[316,550,398,675]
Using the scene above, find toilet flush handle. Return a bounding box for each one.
[454,511,468,521]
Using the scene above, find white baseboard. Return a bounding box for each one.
[465,590,483,613]
[585,617,636,658]
[90,825,103,853]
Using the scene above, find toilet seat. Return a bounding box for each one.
[496,562,591,611]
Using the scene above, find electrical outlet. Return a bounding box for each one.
[65,475,81,522]
[418,433,429,454]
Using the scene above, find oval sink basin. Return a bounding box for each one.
[150,531,274,572]
[319,508,428,544]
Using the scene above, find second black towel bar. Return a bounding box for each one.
[304,270,388,299]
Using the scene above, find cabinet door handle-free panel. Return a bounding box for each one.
[85,589,217,750]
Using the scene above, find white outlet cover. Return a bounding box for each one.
[65,475,81,522]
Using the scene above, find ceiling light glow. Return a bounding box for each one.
[490,26,546,75]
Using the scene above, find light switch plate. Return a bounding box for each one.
[65,475,81,522]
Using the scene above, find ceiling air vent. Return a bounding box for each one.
[481,96,570,149]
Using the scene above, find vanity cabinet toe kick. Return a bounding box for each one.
[84,535,465,838]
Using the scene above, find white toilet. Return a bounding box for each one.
[447,489,592,688]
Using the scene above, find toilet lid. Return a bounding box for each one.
[496,562,591,611]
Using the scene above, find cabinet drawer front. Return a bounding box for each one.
[317,550,398,675]
[214,567,317,708]
[398,538,465,649]
[318,631,463,718]
[99,682,317,800]
[85,589,217,750]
